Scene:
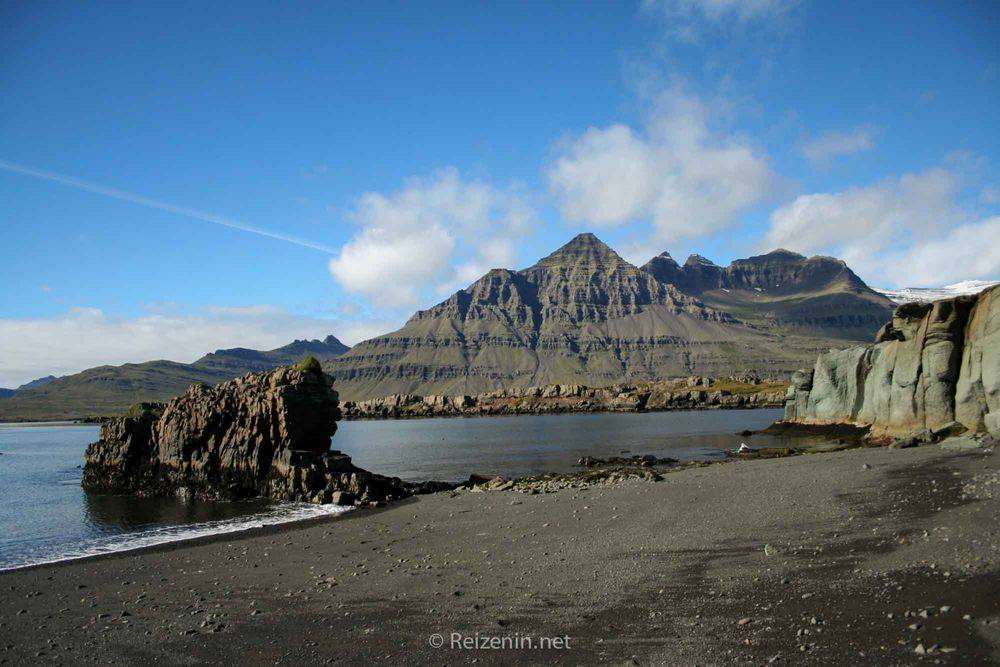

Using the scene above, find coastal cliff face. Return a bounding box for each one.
[342,376,786,420]
[783,285,999,440]
[82,363,411,506]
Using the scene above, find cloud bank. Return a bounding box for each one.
[547,87,780,244]
[328,168,533,309]
[763,167,1000,286]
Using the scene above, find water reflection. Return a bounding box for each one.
[82,492,273,533]
[333,408,799,481]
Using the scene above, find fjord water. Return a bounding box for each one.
[0,409,787,570]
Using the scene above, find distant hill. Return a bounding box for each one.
[193,335,349,374]
[642,249,896,340]
[0,336,349,421]
[0,375,59,399]
[324,234,886,400]
[0,375,59,398]
[17,375,59,391]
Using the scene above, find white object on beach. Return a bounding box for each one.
[737,443,752,453]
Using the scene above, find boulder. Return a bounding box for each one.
[938,436,984,451]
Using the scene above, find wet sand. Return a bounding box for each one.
[1,443,998,665]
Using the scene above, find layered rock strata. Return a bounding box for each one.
[325,234,853,400]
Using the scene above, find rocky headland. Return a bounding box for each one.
[341,374,786,420]
[81,359,422,507]
[780,284,999,444]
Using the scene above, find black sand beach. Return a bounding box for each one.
[1,443,998,665]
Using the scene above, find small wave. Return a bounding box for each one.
[0,502,353,572]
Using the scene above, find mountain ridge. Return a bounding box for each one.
[1,233,911,419]
[642,248,895,339]
[322,234,889,401]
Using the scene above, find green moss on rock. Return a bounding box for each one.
[298,356,323,374]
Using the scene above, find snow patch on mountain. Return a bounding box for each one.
[875,280,999,304]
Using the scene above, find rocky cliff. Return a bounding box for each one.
[782,285,999,440]
[82,361,412,506]
[342,375,786,419]
[325,234,857,400]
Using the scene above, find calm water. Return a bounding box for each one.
[0,409,791,570]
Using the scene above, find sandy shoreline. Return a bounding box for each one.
[1,442,998,664]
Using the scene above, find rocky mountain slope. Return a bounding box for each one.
[324,234,881,401]
[643,249,896,340]
[0,336,349,421]
[783,285,999,440]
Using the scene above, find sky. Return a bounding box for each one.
[1,0,998,387]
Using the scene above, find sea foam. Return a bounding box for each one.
[0,502,353,572]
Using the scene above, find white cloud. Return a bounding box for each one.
[801,126,876,166]
[762,167,1000,286]
[0,305,392,388]
[547,87,779,244]
[328,168,533,309]
[878,217,1000,286]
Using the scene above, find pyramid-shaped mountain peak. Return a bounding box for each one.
[684,253,719,267]
[650,250,679,265]
[529,232,626,269]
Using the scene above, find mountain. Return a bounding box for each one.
[0,234,895,418]
[193,335,350,374]
[0,336,349,421]
[0,375,59,398]
[325,234,877,400]
[17,375,58,391]
[875,280,1000,304]
[642,249,895,340]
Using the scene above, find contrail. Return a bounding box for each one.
[0,159,338,254]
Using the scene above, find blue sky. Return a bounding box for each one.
[1,0,998,385]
